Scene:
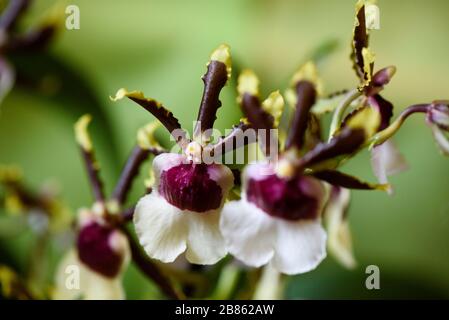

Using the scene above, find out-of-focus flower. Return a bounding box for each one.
[0,164,72,234]
[0,0,60,104]
[346,0,408,189]
[52,114,180,300]
[427,101,449,155]
[53,208,130,300]
[323,186,356,269]
[0,264,34,299]
[112,45,244,265]
[370,139,408,186]
[221,65,387,275]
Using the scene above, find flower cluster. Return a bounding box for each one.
[110,0,449,281]
[2,0,448,300]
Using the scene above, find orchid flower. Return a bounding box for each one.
[54,115,179,300]
[220,65,388,275]
[112,45,246,265]
[54,207,130,300]
[327,0,408,190]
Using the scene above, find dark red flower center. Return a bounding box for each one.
[246,174,321,221]
[77,222,123,278]
[159,163,223,212]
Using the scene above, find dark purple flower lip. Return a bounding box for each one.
[77,221,124,278]
[246,172,324,221]
[158,162,223,213]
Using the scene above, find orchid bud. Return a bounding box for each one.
[365,66,396,96]
[372,66,396,88]
[426,101,449,155]
[427,101,449,131]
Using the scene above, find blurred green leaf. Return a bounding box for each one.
[10,52,120,170]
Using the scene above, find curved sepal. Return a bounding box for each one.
[311,169,389,191]
[111,89,187,144]
[194,44,231,139]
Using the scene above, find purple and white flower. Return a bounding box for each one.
[112,45,244,265]
[134,152,233,264]
[54,208,130,300]
[221,162,327,275]
[220,66,386,274]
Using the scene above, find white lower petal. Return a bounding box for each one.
[53,250,124,300]
[134,192,188,263]
[185,211,227,265]
[220,199,276,267]
[272,219,327,275]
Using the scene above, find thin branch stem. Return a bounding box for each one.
[368,104,429,147]
[121,206,135,222]
[80,147,105,203]
[112,145,165,205]
[111,146,150,204]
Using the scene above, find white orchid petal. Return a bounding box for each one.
[324,187,356,269]
[431,125,449,155]
[220,200,276,267]
[54,250,84,300]
[371,140,408,190]
[272,219,327,275]
[152,152,185,184]
[82,270,124,300]
[53,250,124,300]
[134,192,188,263]
[108,229,131,272]
[185,210,227,265]
[244,162,275,183]
[206,164,234,197]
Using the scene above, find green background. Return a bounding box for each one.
[1,0,449,299]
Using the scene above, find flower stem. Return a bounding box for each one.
[210,264,240,299]
[112,146,165,205]
[253,265,283,300]
[368,104,429,147]
[80,147,105,203]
